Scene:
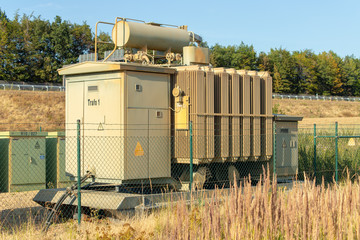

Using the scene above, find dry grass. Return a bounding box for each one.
[273,99,360,118]
[300,117,360,126]
[1,90,360,130]
[273,99,360,126]
[0,90,64,131]
[1,173,360,239]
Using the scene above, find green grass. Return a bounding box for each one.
[298,126,360,183]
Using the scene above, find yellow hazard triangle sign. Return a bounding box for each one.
[134,142,144,156]
[348,138,356,146]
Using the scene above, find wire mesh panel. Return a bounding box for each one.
[298,129,315,179]
[338,137,360,180]
[314,135,336,183]
[298,124,360,184]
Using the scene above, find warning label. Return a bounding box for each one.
[348,138,356,146]
[134,142,144,156]
[98,122,104,131]
[35,141,40,149]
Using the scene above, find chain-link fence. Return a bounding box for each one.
[298,123,360,184]
[0,121,272,229]
[1,121,360,230]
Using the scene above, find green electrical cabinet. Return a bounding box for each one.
[46,132,69,188]
[0,132,47,192]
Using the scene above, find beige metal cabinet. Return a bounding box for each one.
[60,63,174,183]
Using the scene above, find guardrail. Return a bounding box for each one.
[272,93,360,102]
[0,83,64,92]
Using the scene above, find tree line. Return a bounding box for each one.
[210,44,360,96]
[0,10,112,83]
[1,10,360,96]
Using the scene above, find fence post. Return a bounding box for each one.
[189,121,193,192]
[313,124,317,179]
[273,121,276,176]
[77,119,81,224]
[335,122,338,183]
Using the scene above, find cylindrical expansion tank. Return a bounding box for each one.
[112,21,190,53]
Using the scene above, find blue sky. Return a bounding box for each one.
[1,0,359,57]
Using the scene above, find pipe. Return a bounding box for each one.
[95,21,115,62]
[103,17,133,62]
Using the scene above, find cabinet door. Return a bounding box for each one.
[149,109,170,178]
[290,134,298,168]
[11,138,45,185]
[11,139,29,185]
[27,138,46,184]
[126,109,149,179]
[276,135,291,168]
[65,81,84,177]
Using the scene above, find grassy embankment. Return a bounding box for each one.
[1,90,360,129]
[0,90,64,131]
[273,99,360,126]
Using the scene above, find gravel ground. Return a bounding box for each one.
[0,191,45,229]
[0,191,39,211]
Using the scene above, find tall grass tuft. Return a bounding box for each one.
[157,172,360,239]
[2,173,360,239]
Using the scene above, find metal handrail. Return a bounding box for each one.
[94,21,115,62]
[102,17,126,62]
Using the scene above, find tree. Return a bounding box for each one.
[257,52,270,71]
[293,49,318,94]
[266,48,297,93]
[210,44,233,68]
[231,42,257,70]
[341,55,360,96]
[0,9,10,80]
[3,12,30,82]
[210,42,258,70]
[316,51,343,95]
[0,13,94,83]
